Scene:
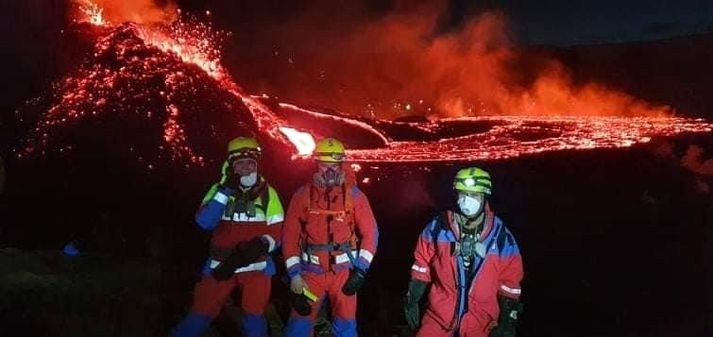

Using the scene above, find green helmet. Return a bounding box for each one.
[454,167,492,195]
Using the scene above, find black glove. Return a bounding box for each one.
[404,279,427,330]
[212,237,269,281]
[221,164,241,191]
[289,292,313,316]
[341,267,367,296]
[489,295,523,337]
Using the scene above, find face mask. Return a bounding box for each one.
[458,194,482,217]
[323,167,339,186]
[240,172,258,187]
[316,163,344,187]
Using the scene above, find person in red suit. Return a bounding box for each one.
[404,167,524,337]
[282,138,379,337]
[173,137,284,337]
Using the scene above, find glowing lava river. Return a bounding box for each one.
[19,1,713,166]
[348,116,713,163]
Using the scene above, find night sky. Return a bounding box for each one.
[496,0,713,45]
[184,0,713,46]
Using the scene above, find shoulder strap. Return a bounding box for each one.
[304,183,314,214]
[344,184,354,214]
[432,210,449,246]
[345,184,359,246]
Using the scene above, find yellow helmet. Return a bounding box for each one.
[454,167,492,195]
[227,137,261,159]
[314,138,346,163]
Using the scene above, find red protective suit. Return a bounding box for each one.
[192,184,283,317]
[410,206,523,337]
[282,182,379,337]
[173,182,284,337]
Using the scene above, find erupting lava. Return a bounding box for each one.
[347,116,712,162]
[19,1,713,166]
[279,127,316,156]
[76,0,107,26]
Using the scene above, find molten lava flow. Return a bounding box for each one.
[21,1,713,167]
[279,127,316,156]
[347,116,713,163]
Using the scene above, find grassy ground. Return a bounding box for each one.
[0,248,372,337]
[0,248,164,337]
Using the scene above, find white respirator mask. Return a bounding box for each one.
[457,194,482,217]
[239,172,258,188]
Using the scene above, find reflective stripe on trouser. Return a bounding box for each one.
[284,269,357,337]
[178,272,271,337]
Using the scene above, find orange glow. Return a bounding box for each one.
[279,127,316,156]
[24,1,713,166]
[250,5,672,119]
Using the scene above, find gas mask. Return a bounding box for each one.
[314,163,344,187]
[457,194,482,217]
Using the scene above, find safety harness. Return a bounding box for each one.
[302,183,359,268]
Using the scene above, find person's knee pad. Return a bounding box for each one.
[173,313,211,337]
[332,318,357,337]
[241,314,267,337]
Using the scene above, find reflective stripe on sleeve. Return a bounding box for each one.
[285,256,301,269]
[411,264,428,273]
[500,284,522,295]
[213,192,230,205]
[359,249,374,263]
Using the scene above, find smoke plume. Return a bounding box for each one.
[224,1,671,118]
